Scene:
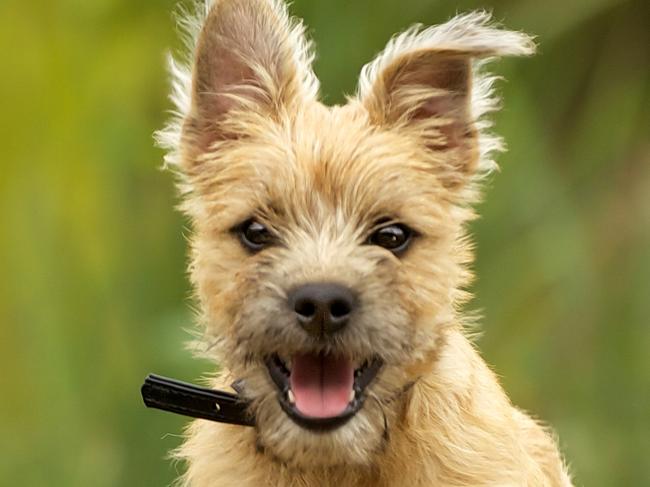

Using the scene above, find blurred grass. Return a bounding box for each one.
[0,0,648,485]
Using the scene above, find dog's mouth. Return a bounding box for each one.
[265,353,382,431]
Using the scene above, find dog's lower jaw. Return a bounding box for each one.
[174,332,572,487]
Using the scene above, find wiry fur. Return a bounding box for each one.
[155,1,572,485]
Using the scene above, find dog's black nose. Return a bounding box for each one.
[289,282,356,337]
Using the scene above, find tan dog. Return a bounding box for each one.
[156,1,573,485]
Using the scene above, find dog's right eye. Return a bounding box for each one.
[237,219,275,252]
[368,222,413,254]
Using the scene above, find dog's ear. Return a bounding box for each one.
[357,12,535,189]
[182,0,318,156]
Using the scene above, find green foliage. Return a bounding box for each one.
[1,0,648,485]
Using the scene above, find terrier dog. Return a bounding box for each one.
[156,0,573,485]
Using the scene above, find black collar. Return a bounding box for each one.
[141,374,254,426]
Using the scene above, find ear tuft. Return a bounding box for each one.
[357,11,535,187]
[156,0,319,169]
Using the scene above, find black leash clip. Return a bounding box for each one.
[141,374,254,427]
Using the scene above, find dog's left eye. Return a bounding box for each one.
[368,223,413,253]
[237,219,275,251]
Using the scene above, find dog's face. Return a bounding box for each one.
[159,0,533,468]
[186,105,466,466]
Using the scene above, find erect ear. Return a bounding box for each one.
[358,12,535,188]
[183,0,318,154]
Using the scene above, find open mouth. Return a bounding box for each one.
[265,353,382,431]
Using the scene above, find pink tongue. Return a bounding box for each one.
[290,353,354,418]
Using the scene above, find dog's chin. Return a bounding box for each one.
[255,394,387,468]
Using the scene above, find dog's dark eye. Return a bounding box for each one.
[238,219,274,251]
[369,223,413,253]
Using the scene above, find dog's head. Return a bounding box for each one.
[158,0,534,468]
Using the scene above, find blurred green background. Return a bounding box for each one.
[1,0,648,485]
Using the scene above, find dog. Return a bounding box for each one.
[156,1,573,485]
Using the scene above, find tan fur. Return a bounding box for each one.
[156,1,573,485]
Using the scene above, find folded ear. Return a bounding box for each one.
[182,0,319,155]
[357,12,535,188]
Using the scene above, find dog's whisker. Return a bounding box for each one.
[366,391,390,444]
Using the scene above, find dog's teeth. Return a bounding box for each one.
[349,389,355,402]
[287,389,295,404]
